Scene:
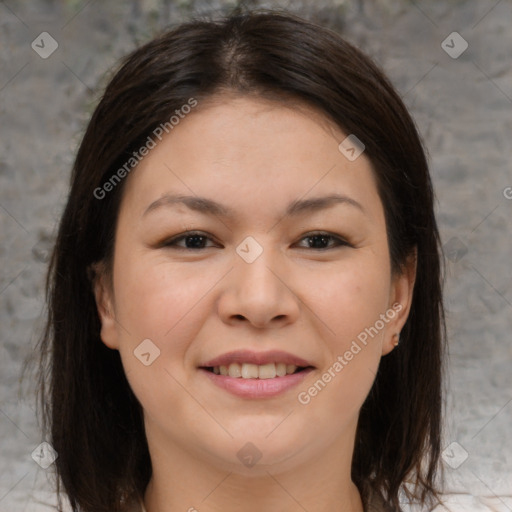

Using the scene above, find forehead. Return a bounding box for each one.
[119,94,382,225]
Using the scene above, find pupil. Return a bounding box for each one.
[186,235,206,248]
[309,235,329,249]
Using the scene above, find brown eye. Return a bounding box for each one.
[163,231,219,250]
[295,232,351,250]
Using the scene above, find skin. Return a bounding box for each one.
[94,94,416,512]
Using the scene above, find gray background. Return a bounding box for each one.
[0,0,511,510]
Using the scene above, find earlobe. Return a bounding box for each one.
[382,250,417,356]
[90,262,120,350]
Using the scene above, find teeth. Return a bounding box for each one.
[213,362,301,379]
[241,363,258,378]
[228,363,242,378]
[258,363,276,379]
[276,363,287,377]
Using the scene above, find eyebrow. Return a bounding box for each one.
[142,193,365,219]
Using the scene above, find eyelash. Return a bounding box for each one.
[161,230,351,251]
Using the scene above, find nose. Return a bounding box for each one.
[217,242,300,329]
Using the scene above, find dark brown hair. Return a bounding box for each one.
[38,8,446,512]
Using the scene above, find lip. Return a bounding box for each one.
[200,367,314,399]
[201,349,314,368]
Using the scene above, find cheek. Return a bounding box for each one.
[297,255,390,413]
[111,252,222,398]
[112,256,208,419]
[113,252,210,340]
[309,256,391,343]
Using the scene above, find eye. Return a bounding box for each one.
[162,231,219,250]
[295,232,351,250]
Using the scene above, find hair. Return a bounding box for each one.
[37,8,446,512]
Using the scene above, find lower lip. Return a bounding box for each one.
[199,368,314,399]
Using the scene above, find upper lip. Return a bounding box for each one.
[201,350,314,368]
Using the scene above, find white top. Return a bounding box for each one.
[405,494,512,511]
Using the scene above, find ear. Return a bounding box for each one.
[382,249,417,356]
[90,261,120,350]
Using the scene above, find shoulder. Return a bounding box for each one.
[402,494,509,512]
[365,488,507,512]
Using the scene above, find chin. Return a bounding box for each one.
[203,429,314,475]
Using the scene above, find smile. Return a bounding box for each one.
[199,365,314,398]
[199,349,315,398]
[207,362,304,379]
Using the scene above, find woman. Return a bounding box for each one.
[39,9,446,512]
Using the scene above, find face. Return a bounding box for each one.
[94,94,415,476]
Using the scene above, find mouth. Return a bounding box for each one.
[198,350,315,399]
[201,362,312,379]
